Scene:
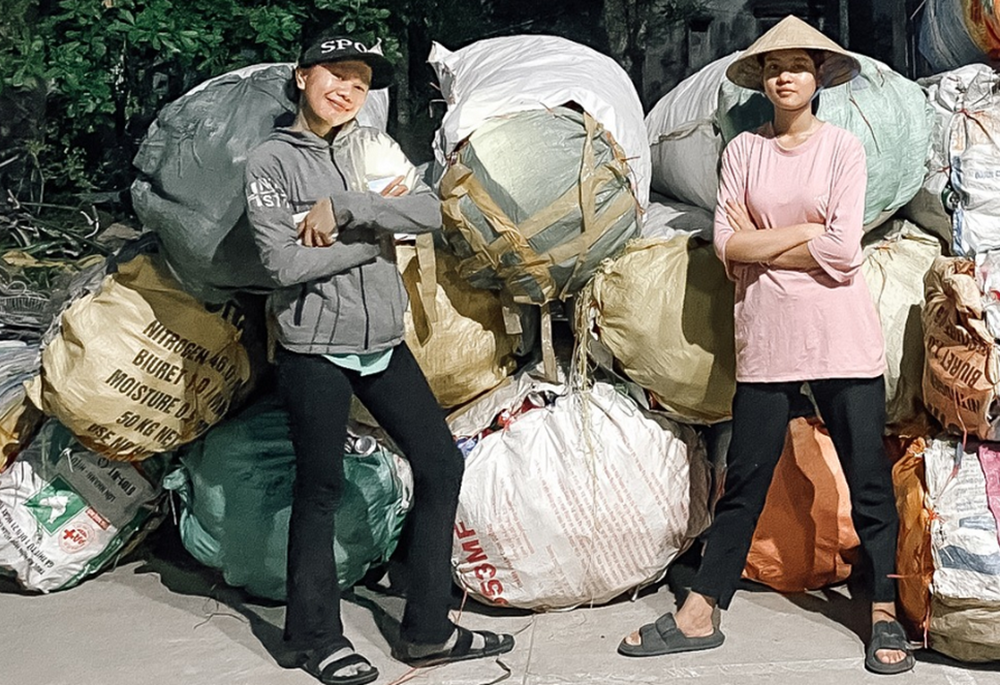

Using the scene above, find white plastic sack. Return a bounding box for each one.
[644,53,739,210]
[428,35,650,208]
[901,65,999,245]
[0,421,167,592]
[641,194,714,242]
[923,438,1000,661]
[450,379,711,610]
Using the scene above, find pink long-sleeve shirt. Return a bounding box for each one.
[713,122,885,383]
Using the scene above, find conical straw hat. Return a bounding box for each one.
[725,15,861,91]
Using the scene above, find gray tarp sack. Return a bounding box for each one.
[131,64,389,303]
[164,395,412,601]
[716,54,933,229]
[440,106,640,305]
[919,0,990,73]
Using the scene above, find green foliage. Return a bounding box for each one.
[0,0,400,202]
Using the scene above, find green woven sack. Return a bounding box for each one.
[164,396,412,600]
[440,106,640,305]
[716,54,934,227]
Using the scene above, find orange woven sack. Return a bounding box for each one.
[891,437,933,641]
[743,418,860,592]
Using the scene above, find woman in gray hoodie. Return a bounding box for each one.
[244,32,514,685]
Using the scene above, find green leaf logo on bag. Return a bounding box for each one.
[25,478,86,535]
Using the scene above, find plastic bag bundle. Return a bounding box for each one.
[131,63,389,302]
[743,418,860,592]
[398,243,518,408]
[717,54,934,229]
[0,421,169,592]
[165,396,412,601]
[26,255,255,461]
[440,106,640,305]
[919,0,995,72]
[861,221,942,430]
[579,236,735,424]
[450,377,710,610]
[644,53,739,210]
[429,34,650,207]
[922,438,1000,662]
[0,341,42,471]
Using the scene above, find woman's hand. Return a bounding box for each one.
[725,200,757,232]
[380,175,408,197]
[298,197,337,247]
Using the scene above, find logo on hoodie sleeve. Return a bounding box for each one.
[246,176,289,210]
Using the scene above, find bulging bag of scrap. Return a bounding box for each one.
[430,36,645,304]
[717,54,934,230]
[131,63,389,302]
[0,420,169,592]
[0,341,43,471]
[901,65,999,247]
[398,242,518,408]
[862,221,942,431]
[919,0,995,73]
[448,376,711,610]
[645,53,739,211]
[923,438,1000,662]
[26,254,254,461]
[164,395,412,600]
[921,256,1000,440]
[641,194,714,242]
[743,418,860,592]
[578,235,736,425]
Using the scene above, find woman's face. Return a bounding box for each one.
[295,60,371,131]
[761,49,818,112]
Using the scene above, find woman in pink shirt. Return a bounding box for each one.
[620,16,914,674]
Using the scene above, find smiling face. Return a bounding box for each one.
[294,59,371,137]
[761,48,819,112]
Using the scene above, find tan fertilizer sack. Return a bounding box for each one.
[921,256,1000,440]
[27,255,252,460]
[581,236,735,424]
[398,242,517,408]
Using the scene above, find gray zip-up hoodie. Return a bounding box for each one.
[244,120,440,354]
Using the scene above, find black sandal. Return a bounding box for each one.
[865,620,915,675]
[392,626,515,667]
[301,650,379,685]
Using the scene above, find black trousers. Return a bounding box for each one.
[276,344,463,655]
[691,377,899,609]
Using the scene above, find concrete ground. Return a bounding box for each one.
[2,528,998,685]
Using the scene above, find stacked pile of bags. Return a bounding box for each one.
[3,17,1000,665]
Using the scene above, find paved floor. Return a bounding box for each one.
[2,528,999,685]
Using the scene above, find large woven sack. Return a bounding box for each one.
[641,195,714,243]
[440,107,640,304]
[580,236,735,424]
[901,65,998,247]
[924,438,1000,661]
[428,34,649,207]
[450,379,710,610]
[891,437,934,641]
[743,418,860,592]
[0,421,168,592]
[644,53,738,210]
[862,221,942,431]
[921,257,1000,440]
[398,243,517,408]
[717,54,933,229]
[26,255,254,461]
[164,396,412,601]
[131,63,389,302]
[919,0,995,72]
[0,341,42,471]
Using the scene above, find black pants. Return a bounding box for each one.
[691,377,898,609]
[277,344,463,655]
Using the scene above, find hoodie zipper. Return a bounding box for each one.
[330,141,371,351]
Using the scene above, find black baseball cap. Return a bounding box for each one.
[297,35,394,89]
